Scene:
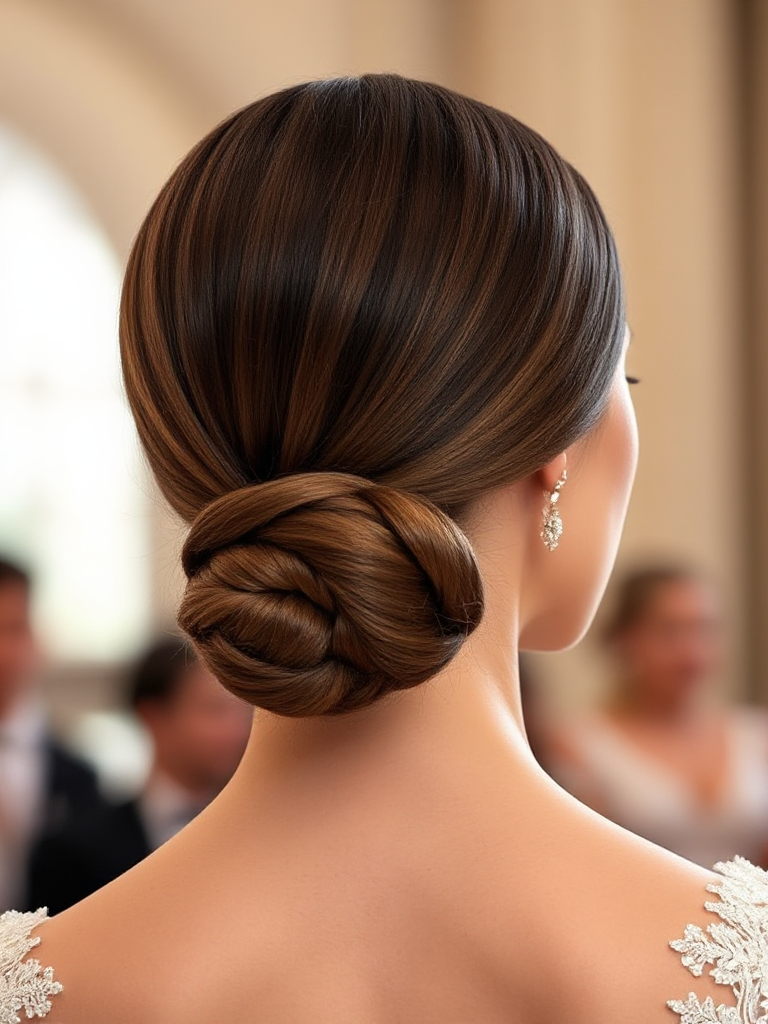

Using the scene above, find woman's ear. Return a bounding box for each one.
[536,452,568,496]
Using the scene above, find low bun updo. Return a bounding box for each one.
[120,74,625,716]
[179,473,483,716]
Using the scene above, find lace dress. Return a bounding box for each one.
[0,909,61,1024]
[1,858,767,1022]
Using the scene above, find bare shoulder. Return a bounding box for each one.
[23,851,179,1024]
[22,784,768,1024]
[482,785,764,1023]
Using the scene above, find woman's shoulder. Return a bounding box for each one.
[482,783,768,1022]
[0,908,62,1023]
[7,800,768,1024]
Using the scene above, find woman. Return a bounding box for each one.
[550,566,768,868]
[3,75,764,1024]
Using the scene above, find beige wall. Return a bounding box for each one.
[0,0,751,715]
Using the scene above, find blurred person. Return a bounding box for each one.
[126,637,253,849]
[28,638,252,912]
[2,76,763,1024]
[0,556,102,912]
[549,566,768,867]
[518,654,556,774]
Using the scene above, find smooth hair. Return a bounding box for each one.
[603,565,704,643]
[127,637,197,710]
[0,556,31,592]
[120,74,625,717]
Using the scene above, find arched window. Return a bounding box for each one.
[0,125,150,660]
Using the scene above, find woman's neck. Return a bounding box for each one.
[221,484,545,817]
[224,615,538,823]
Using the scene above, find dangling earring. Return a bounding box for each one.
[540,470,567,551]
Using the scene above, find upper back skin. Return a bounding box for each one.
[36,718,723,1024]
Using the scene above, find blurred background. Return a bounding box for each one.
[1,0,768,898]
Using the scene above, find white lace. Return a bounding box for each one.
[669,857,768,1022]
[0,909,61,1024]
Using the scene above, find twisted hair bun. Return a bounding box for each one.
[179,473,484,716]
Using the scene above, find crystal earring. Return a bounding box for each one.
[540,470,567,551]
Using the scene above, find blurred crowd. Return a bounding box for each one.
[2,551,768,912]
[0,556,252,914]
[530,565,768,868]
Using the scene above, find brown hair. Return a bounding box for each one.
[603,565,703,642]
[120,74,625,717]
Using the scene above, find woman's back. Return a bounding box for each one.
[18,712,758,1022]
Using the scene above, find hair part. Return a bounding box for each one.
[121,74,625,717]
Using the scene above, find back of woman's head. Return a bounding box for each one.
[121,74,625,717]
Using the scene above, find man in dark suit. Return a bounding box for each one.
[28,637,252,913]
[27,778,150,914]
[0,556,107,912]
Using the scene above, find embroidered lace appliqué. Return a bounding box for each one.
[668,857,768,1023]
[0,909,61,1024]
